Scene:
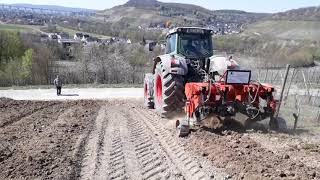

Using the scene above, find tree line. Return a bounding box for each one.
[0,31,60,86]
[58,42,160,85]
[0,30,161,87]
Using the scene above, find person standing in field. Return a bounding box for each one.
[53,75,63,96]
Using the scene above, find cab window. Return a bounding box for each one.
[166,34,176,54]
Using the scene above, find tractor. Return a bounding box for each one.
[144,27,282,136]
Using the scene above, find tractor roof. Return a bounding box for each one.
[167,27,213,37]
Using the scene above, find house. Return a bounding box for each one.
[40,33,49,41]
[82,36,101,46]
[58,39,80,47]
[58,32,69,39]
[58,39,81,59]
[48,33,58,40]
[74,33,84,40]
[81,34,90,42]
[144,40,157,51]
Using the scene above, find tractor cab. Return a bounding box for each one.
[165,27,214,59]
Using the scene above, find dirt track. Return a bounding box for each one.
[0,98,320,180]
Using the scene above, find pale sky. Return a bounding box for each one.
[0,0,319,13]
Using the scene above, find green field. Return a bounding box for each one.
[0,24,29,31]
[0,24,44,33]
[57,25,110,39]
[0,24,110,39]
[245,20,320,41]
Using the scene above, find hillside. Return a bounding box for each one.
[270,6,320,21]
[216,7,320,67]
[97,0,268,27]
[244,20,320,41]
[242,6,320,41]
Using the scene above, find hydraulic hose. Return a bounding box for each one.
[219,71,228,83]
[248,80,262,119]
[249,80,261,104]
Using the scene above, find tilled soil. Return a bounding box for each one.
[0,98,319,180]
[0,98,101,179]
[184,131,320,180]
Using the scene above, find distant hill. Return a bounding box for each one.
[244,6,320,41]
[97,0,268,27]
[244,20,320,41]
[270,6,320,21]
[9,3,96,13]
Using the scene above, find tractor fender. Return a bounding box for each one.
[153,54,188,76]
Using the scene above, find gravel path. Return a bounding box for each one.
[1,87,318,101]
[0,88,143,100]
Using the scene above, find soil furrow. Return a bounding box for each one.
[125,113,179,179]
[133,107,227,180]
[80,106,107,180]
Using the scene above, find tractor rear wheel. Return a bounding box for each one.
[154,63,185,118]
[144,73,154,109]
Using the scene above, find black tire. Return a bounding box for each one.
[269,115,279,130]
[270,116,287,131]
[154,63,185,118]
[277,117,287,130]
[144,73,154,109]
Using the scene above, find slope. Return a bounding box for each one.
[244,6,320,41]
[97,0,268,28]
[244,20,320,41]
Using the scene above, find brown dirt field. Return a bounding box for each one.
[0,98,101,179]
[0,98,319,180]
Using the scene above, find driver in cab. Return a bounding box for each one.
[184,40,199,55]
